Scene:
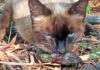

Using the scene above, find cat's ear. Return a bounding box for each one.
[29,0,51,18]
[68,0,88,15]
[68,0,89,20]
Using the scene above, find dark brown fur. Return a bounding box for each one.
[0,1,12,41]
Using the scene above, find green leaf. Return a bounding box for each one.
[93,48,100,53]
[95,52,100,56]
[0,9,4,13]
[1,0,7,3]
[89,52,100,60]
[97,43,100,47]
[89,32,97,36]
[89,53,98,60]
[80,43,88,49]
[86,4,92,15]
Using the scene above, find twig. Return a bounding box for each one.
[46,66,54,70]
[54,67,61,70]
[8,22,13,43]
[81,38,99,42]
[5,51,22,63]
[0,52,61,66]
[0,52,34,65]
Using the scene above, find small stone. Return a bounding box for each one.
[96,63,100,70]
[79,64,97,70]
[61,52,82,66]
